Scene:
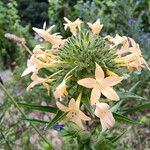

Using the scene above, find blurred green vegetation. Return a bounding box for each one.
[0,0,36,70]
[0,0,149,149]
[17,0,49,31]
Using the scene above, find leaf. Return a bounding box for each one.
[0,84,54,149]
[46,110,67,129]
[110,101,123,113]
[61,122,81,137]
[21,118,49,124]
[118,92,146,100]
[113,113,139,124]
[78,131,91,144]
[123,102,150,115]
[129,81,140,92]
[82,97,93,115]
[111,130,127,143]
[18,102,58,113]
[0,113,5,125]
[95,136,114,150]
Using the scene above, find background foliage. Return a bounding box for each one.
[0,0,35,70]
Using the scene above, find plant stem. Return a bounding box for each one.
[21,43,33,55]
[0,84,54,150]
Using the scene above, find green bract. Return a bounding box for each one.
[58,31,121,79]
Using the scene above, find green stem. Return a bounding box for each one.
[0,84,54,150]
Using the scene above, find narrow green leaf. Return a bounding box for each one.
[0,83,54,149]
[46,110,67,129]
[18,102,58,113]
[123,102,150,115]
[21,118,49,124]
[0,113,5,124]
[119,92,146,100]
[82,97,93,115]
[113,113,138,124]
[129,81,140,92]
[110,101,123,113]
[111,130,127,143]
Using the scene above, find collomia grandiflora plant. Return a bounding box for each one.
[22,18,149,148]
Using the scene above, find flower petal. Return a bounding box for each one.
[101,111,115,132]
[21,66,36,77]
[100,118,109,132]
[26,80,41,91]
[79,111,91,121]
[73,117,84,129]
[33,27,52,42]
[104,110,115,127]
[101,87,119,101]
[77,78,96,88]
[68,98,76,109]
[95,103,110,118]
[61,113,72,124]
[64,17,72,23]
[54,80,68,99]
[95,63,104,80]
[90,87,101,105]
[103,76,124,86]
[56,102,69,112]
[75,93,82,109]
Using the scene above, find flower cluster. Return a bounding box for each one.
[22,18,149,132]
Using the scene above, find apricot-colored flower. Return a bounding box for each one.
[104,34,128,50]
[21,55,37,76]
[21,55,57,77]
[95,102,115,132]
[56,93,91,129]
[22,46,59,77]
[78,63,124,105]
[123,53,149,71]
[64,17,83,36]
[112,34,128,46]
[27,73,54,95]
[117,38,140,56]
[32,45,57,60]
[116,38,149,71]
[87,19,103,34]
[54,79,68,99]
[54,66,78,100]
[33,27,66,48]
[104,35,113,41]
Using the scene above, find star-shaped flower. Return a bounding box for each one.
[95,102,115,132]
[87,19,103,34]
[64,17,83,36]
[78,63,124,105]
[56,93,91,129]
